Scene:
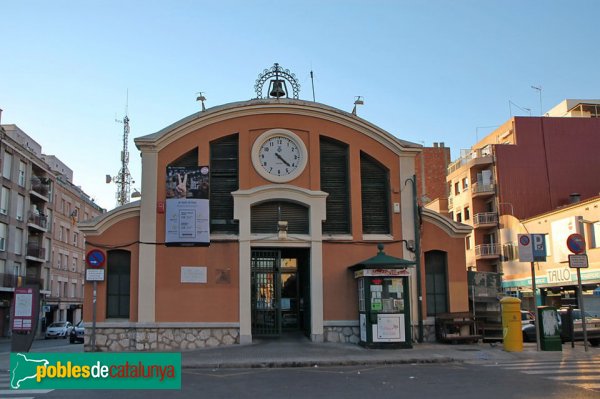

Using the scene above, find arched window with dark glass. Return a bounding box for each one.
[320,136,350,234]
[360,152,390,234]
[106,250,130,319]
[425,250,448,316]
[210,134,239,234]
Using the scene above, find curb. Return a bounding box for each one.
[181,356,458,369]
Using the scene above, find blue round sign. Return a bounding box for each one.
[86,249,106,268]
[566,233,585,255]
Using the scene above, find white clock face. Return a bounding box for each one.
[252,129,308,183]
[259,135,302,177]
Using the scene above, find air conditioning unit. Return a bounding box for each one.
[0,208,6,215]
[16,215,23,221]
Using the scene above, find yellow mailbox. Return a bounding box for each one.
[500,296,523,352]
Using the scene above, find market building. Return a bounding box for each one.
[80,64,471,351]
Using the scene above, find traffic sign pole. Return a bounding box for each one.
[566,233,588,352]
[530,262,540,351]
[576,269,589,352]
[92,281,97,351]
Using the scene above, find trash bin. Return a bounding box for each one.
[537,306,562,351]
[500,297,523,352]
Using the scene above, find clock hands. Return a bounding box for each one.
[275,152,291,167]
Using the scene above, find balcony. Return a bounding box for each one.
[475,243,501,259]
[26,242,46,262]
[30,176,51,200]
[0,273,44,289]
[447,145,494,175]
[473,212,498,228]
[27,212,48,231]
[471,182,495,198]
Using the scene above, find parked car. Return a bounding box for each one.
[522,308,600,346]
[45,321,72,339]
[521,310,535,327]
[69,320,84,344]
[558,308,600,346]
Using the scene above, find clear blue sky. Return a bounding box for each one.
[1,1,599,210]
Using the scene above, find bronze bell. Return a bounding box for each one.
[269,79,286,98]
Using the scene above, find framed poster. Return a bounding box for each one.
[165,166,210,246]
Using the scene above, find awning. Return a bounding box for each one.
[349,243,416,271]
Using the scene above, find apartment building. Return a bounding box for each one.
[45,161,104,326]
[446,99,600,274]
[0,121,103,336]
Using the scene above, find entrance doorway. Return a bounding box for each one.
[251,248,310,338]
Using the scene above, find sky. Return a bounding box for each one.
[1,0,599,211]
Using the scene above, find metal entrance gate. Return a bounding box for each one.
[251,250,281,336]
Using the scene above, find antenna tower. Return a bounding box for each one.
[113,94,132,206]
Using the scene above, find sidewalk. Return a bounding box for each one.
[180,336,600,369]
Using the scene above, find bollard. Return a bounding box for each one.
[500,297,523,352]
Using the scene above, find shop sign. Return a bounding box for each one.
[355,269,410,278]
[547,267,572,284]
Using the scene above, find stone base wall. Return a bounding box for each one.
[84,327,239,352]
[323,326,360,344]
[411,323,437,343]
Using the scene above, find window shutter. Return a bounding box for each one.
[360,152,390,234]
[210,134,239,234]
[251,201,309,234]
[320,137,350,234]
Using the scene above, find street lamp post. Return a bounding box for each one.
[405,174,423,343]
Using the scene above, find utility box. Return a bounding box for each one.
[538,306,562,351]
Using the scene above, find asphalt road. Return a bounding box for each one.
[23,361,599,399]
[0,337,81,355]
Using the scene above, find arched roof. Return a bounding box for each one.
[421,208,472,238]
[134,99,421,155]
[78,200,140,236]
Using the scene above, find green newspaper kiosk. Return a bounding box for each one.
[349,244,415,348]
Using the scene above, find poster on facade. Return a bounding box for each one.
[374,314,405,342]
[165,166,210,246]
[12,287,34,332]
[551,216,582,263]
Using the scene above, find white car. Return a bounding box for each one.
[45,321,72,339]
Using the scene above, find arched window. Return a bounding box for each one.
[425,250,448,316]
[251,201,309,234]
[106,250,130,319]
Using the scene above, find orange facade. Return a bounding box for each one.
[81,99,470,351]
